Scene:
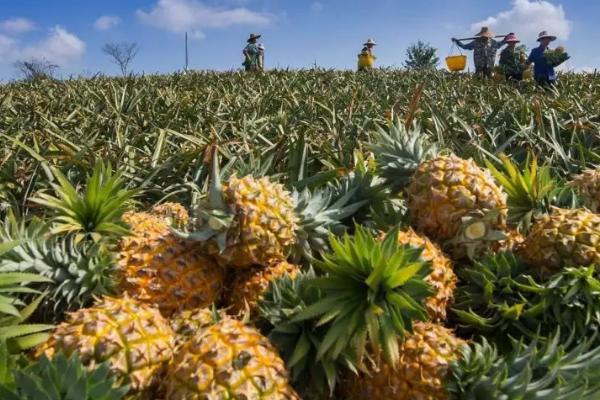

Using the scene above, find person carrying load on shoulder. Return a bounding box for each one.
[526,31,569,87]
[257,43,265,71]
[357,38,377,71]
[243,33,261,72]
[499,33,528,81]
[452,27,506,78]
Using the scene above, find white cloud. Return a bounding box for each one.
[311,2,324,13]
[0,26,85,66]
[94,15,121,31]
[136,0,271,39]
[0,18,35,34]
[471,0,572,43]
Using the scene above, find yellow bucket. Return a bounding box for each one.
[445,55,467,72]
[358,54,375,69]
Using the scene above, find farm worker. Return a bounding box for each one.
[257,43,265,71]
[526,31,557,87]
[452,27,506,78]
[499,33,527,81]
[357,38,377,71]
[243,33,261,72]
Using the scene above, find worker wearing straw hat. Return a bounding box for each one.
[452,27,507,78]
[243,33,262,72]
[526,31,558,86]
[358,38,377,71]
[499,33,527,81]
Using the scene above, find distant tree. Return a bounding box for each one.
[102,42,139,76]
[14,58,59,81]
[404,41,440,70]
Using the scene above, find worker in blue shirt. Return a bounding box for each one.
[527,31,557,86]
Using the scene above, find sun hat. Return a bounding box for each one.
[475,26,494,38]
[504,33,520,43]
[537,31,557,42]
[364,38,377,46]
[247,33,261,42]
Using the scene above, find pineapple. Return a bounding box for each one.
[343,322,466,400]
[119,210,224,317]
[522,208,600,276]
[226,259,300,317]
[370,121,508,258]
[150,202,190,228]
[164,316,299,399]
[39,295,175,393]
[185,153,363,267]
[490,228,525,253]
[570,168,600,212]
[393,228,456,321]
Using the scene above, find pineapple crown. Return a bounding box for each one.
[369,120,438,192]
[0,212,116,322]
[291,187,365,263]
[30,161,134,244]
[454,251,600,346]
[0,351,129,399]
[259,269,355,396]
[447,333,600,400]
[292,226,432,367]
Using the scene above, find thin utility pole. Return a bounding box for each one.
[184,32,189,71]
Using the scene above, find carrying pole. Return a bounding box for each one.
[455,34,509,41]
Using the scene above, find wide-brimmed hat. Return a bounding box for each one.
[537,31,557,42]
[475,26,494,38]
[247,33,261,42]
[364,38,377,46]
[504,32,520,43]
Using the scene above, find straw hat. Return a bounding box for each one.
[475,26,494,38]
[247,33,261,42]
[504,32,520,43]
[537,31,557,42]
[364,38,377,46]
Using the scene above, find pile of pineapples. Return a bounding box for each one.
[3,118,600,400]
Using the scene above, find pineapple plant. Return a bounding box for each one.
[39,295,175,393]
[164,315,299,399]
[570,167,600,212]
[342,322,466,400]
[118,208,224,317]
[522,207,600,276]
[225,259,300,317]
[390,228,456,321]
[369,121,508,258]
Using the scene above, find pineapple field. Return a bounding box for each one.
[2,69,600,399]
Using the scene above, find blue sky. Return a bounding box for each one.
[0,0,597,79]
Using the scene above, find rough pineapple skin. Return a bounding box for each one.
[119,211,224,317]
[407,155,507,242]
[151,202,190,228]
[491,229,525,253]
[396,229,456,321]
[569,169,600,212]
[343,322,466,400]
[165,317,299,399]
[40,296,175,392]
[522,208,600,276]
[211,176,298,268]
[226,260,300,317]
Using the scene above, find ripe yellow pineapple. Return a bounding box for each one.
[226,259,300,317]
[189,170,298,268]
[39,295,175,392]
[394,229,456,321]
[522,208,600,276]
[343,322,466,400]
[119,210,224,317]
[569,168,600,212]
[407,155,507,242]
[151,202,190,228]
[165,316,299,399]
[491,228,525,253]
